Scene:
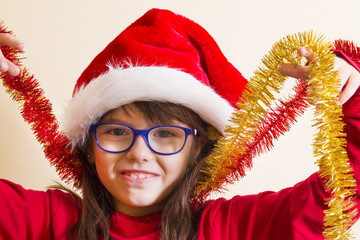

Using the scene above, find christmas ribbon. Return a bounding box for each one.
[0,22,83,188]
[194,31,358,239]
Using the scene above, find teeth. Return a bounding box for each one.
[127,172,151,179]
[137,173,146,179]
[130,173,138,179]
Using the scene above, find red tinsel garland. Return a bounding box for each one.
[334,40,360,63]
[0,24,83,188]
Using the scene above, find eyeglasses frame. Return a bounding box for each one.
[90,123,197,155]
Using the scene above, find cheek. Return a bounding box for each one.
[163,158,187,179]
[93,147,118,181]
[160,145,193,182]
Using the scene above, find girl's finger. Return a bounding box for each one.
[297,47,314,63]
[0,48,21,76]
[0,57,21,76]
[278,63,309,79]
[4,59,20,76]
[0,33,24,50]
[0,50,9,72]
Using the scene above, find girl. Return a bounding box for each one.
[0,8,360,240]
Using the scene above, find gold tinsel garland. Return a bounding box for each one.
[195,31,358,239]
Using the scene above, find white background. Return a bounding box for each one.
[0,0,359,237]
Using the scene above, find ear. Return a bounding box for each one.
[193,140,203,160]
[85,134,96,164]
[87,152,95,164]
[189,135,207,166]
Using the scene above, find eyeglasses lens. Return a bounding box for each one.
[95,124,187,154]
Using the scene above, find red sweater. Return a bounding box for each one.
[1,55,360,240]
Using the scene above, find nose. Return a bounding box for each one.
[125,135,154,162]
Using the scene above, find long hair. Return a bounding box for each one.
[74,101,215,240]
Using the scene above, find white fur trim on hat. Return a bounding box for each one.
[61,66,234,148]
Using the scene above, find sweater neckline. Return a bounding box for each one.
[109,210,162,238]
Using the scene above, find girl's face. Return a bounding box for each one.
[90,104,199,216]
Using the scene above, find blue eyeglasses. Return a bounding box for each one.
[90,123,197,155]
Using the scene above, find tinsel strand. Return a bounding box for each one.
[0,22,83,188]
[194,31,357,239]
[333,40,360,63]
[193,79,309,203]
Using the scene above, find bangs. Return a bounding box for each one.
[133,101,204,126]
[98,101,209,137]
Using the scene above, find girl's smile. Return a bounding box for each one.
[119,169,160,183]
[90,104,199,216]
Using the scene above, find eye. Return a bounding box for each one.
[107,128,128,136]
[154,129,176,138]
[98,125,131,137]
[152,127,184,139]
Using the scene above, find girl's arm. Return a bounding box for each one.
[0,179,80,239]
[0,33,80,239]
[335,41,360,209]
[198,45,360,240]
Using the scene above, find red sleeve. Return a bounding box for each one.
[342,86,360,209]
[198,173,329,240]
[0,179,80,240]
[197,42,360,240]
[334,40,360,203]
[198,100,360,239]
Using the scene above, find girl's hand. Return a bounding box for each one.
[0,33,24,76]
[279,47,360,104]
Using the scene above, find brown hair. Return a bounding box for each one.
[74,101,216,240]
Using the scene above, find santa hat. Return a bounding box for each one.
[61,8,248,148]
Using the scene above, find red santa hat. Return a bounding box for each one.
[61,8,248,148]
